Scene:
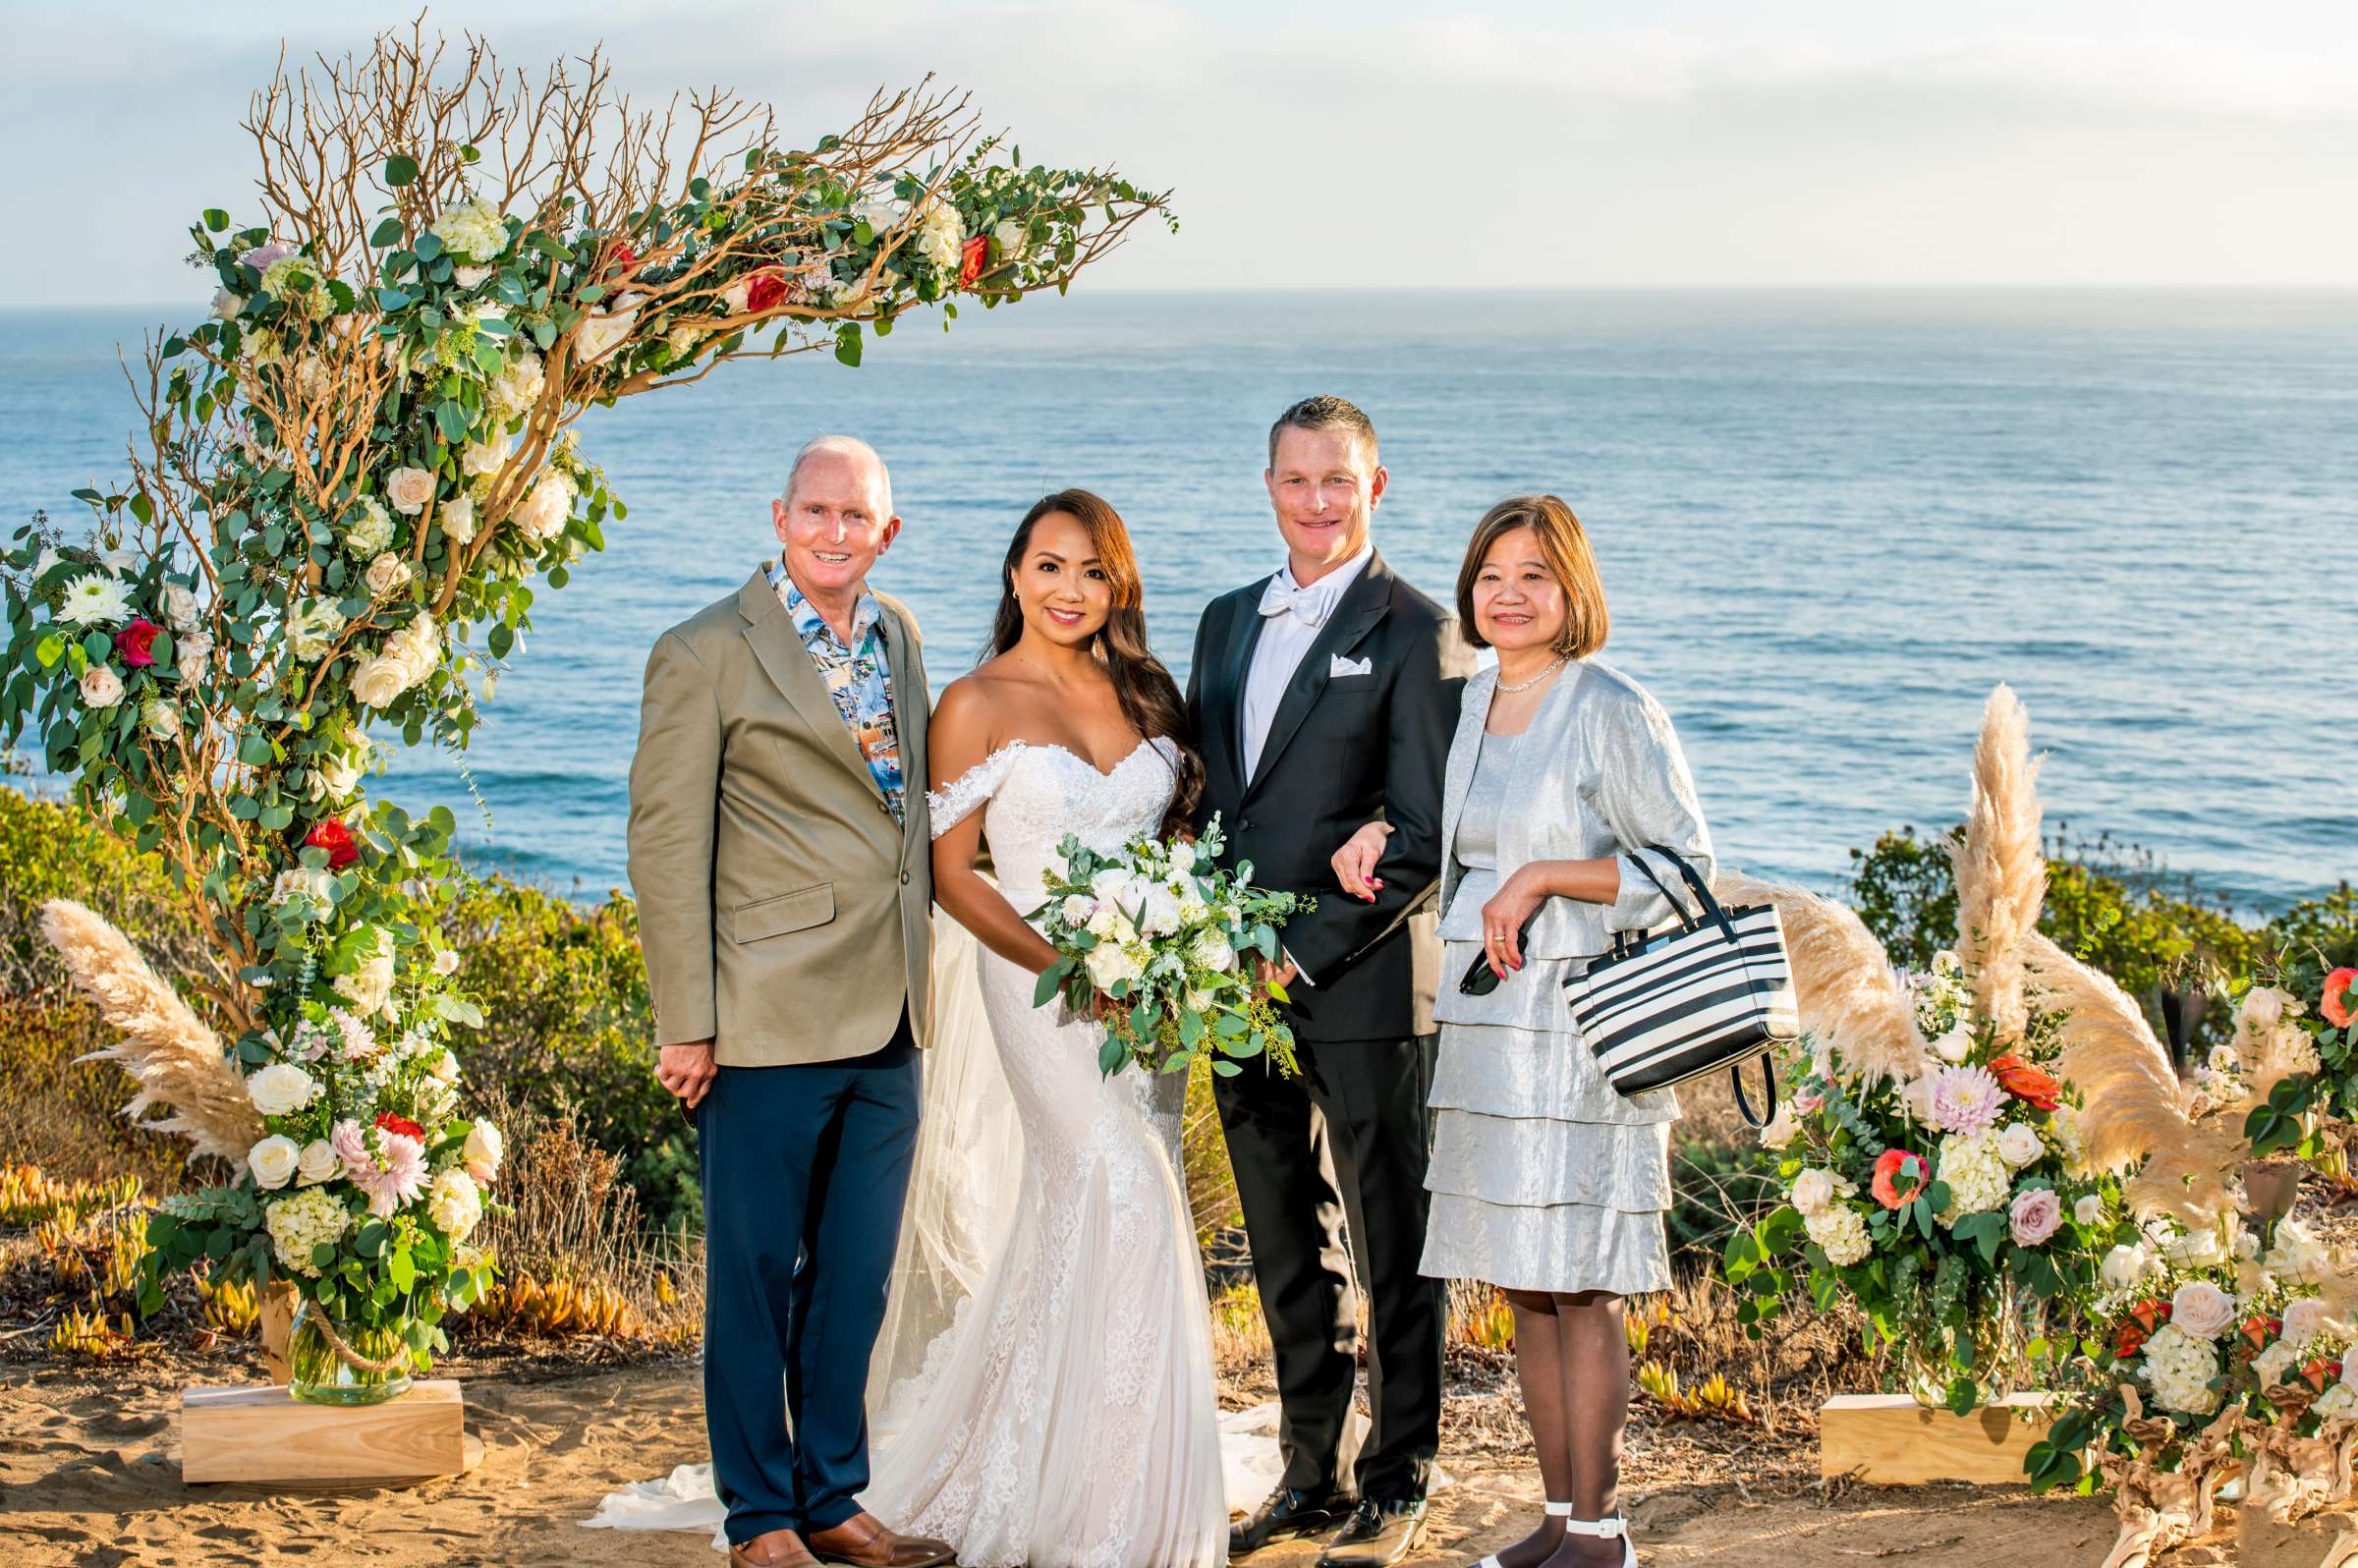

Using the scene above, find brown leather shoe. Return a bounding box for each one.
[729,1528,820,1568]
[805,1511,956,1568]
[1317,1496,1430,1568]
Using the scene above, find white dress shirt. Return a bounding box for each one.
[1241,542,1375,782]
[1240,542,1374,987]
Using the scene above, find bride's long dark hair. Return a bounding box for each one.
[990,489,1203,839]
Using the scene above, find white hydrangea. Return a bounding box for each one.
[2140,1322,2223,1416]
[431,196,512,262]
[1934,1130,2009,1223]
[344,497,396,557]
[286,598,347,663]
[1805,1204,1873,1266]
[264,1186,351,1276]
[427,1167,482,1241]
[487,351,545,422]
[916,199,964,272]
[2317,1380,2358,1419]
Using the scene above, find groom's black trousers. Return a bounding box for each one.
[698,1019,921,1545]
[1214,1033,1442,1503]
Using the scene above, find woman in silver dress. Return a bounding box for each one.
[1329,495,1712,1568]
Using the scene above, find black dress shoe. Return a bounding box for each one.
[1316,1496,1429,1568]
[1230,1484,1356,1557]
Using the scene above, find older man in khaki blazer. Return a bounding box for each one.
[628,435,950,1568]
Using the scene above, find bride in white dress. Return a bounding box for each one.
[590,490,1233,1565]
[862,490,1226,1566]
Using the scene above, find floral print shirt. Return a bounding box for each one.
[769,562,906,824]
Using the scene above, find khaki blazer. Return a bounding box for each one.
[627,569,933,1067]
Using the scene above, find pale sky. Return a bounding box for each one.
[5,0,2355,303]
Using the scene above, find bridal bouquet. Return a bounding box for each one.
[1028,813,1311,1080]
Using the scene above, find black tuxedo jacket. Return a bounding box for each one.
[1186,550,1472,1043]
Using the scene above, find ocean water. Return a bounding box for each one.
[3,292,2351,910]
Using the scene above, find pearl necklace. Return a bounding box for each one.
[1496,656,1566,695]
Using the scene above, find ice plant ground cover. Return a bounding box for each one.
[0,22,1164,1385]
[1029,813,1312,1080]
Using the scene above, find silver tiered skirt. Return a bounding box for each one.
[1420,939,1678,1296]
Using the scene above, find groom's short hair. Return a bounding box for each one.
[784,434,893,515]
[1267,395,1377,470]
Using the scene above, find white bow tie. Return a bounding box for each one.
[1258,578,1332,628]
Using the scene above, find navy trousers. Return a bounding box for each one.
[698,1020,921,1544]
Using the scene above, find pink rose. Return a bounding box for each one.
[2169,1280,2239,1340]
[2008,1187,2061,1247]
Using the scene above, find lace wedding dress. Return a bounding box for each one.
[862,735,1225,1568]
[588,736,1235,1566]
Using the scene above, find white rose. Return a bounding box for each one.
[1085,940,1142,994]
[2073,1194,2105,1227]
[210,286,241,319]
[464,1120,504,1184]
[461,435,511,477]
[384,466,436,516]
[992,217,1028,259]
[248,1134,302,1190]
[2281,1297,2332,1349]
[365,552,411,598]
[453,263,490,289]
[513,469,575,542]
[2099,1243,2155,1290]
[2240,986,2288,1032]
[2168,1281,2239,1340]
[1793,1167,1842,1215]
[855,196,907,235]
[1758,1103,1801,1150]
[79,664,125,709]
[1928,1026,1971,1064]
[2162,1222,2229,1270]
[247,1061,318,1117]
[573,298,639,365]
[296,1139,339,1187]
[438,495,478,545]
[2265,1219,2332,1285]
[429,1049,461,1085]
[176,630,213,682]
[160,582,200,632]
[1996,1124,2045,1167]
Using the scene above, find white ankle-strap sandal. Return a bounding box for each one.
[1474,1503,1597,1568]
[1559,1511,1636,1566]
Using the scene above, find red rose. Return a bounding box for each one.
[607,240,638,275]
[2324,967,2357,1030]
[305,817,359,869]
[1987,1052,2062,1112]
[375,1111,425,1142]
[745,269,785,314]
[958,233,987,289]
[1871,1148,1931,1209]
[115,618,162,668]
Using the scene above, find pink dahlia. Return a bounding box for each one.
[331,1117,429,1217]
[1928,1064,2006,1135]
[2009,1187,2062,1247]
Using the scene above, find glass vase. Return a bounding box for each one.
[286,1297,414,1406]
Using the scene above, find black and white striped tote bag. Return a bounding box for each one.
[1565,847,1799,1125]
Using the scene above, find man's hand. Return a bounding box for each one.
[657,1038,718,1110]
[1253,955,1300,999]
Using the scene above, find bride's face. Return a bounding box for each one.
[1013,510,1113,648]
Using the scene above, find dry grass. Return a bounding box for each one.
[465,1093,702,1352]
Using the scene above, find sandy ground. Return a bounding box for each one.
[10,1353,2332,1568]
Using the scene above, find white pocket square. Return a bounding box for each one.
[1329,654,1374,678]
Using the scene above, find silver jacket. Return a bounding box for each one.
[1437,658,1715,961]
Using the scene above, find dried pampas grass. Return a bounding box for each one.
[1951,685,2046,1043]
[1713,869,1927,1087]
[2021,932,2186,1172]
[40,898,259,1167]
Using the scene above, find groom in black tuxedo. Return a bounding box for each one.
[1188,396,1472,1567]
